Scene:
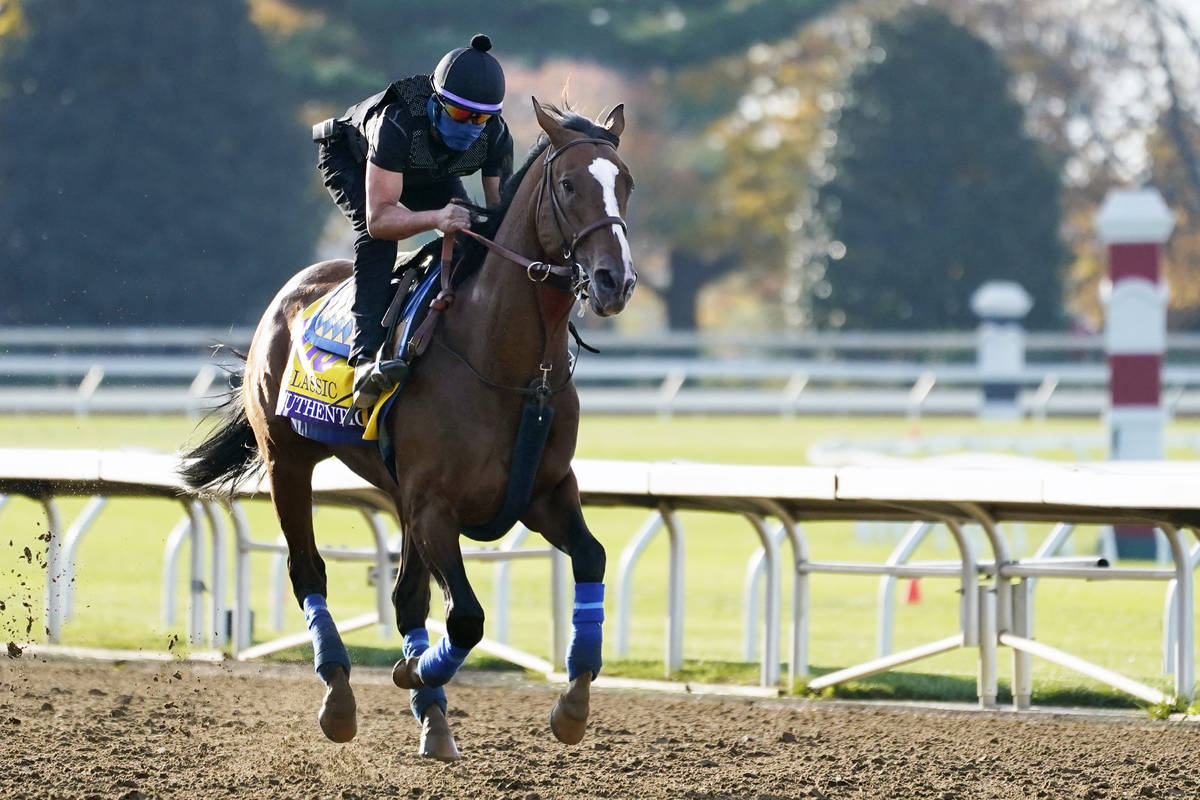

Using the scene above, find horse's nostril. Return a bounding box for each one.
[622,275,637,297]
[594,269,618,293]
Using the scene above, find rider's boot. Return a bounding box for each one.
[351,353,408,409]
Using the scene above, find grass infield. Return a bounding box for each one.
[1,412,1198,710]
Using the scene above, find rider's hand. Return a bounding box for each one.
[437,202,471,234]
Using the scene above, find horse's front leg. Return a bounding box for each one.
[522,470,606,745]
[391,525,460,760]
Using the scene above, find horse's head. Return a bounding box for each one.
[532,99,636,317]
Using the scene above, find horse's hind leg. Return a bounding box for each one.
[391,526,460,760]
[522,471,606,745]
[267,453,357,743]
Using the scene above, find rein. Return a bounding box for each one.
[406,135,626,403]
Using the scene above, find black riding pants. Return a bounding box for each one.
[317,137,397,365]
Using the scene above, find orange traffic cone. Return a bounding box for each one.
[904,578,921,605]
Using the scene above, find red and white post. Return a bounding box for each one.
[1094,188,1175,559]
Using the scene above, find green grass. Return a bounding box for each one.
[1,412,1198,710]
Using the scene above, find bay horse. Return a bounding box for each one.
[180,99,635,760]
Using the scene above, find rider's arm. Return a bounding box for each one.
[365,161,469,240]
[482,176,501,207]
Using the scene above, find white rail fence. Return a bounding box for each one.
[10,326,1200,417]
[1,448,1197,710]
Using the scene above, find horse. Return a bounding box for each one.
[180,98,635,761]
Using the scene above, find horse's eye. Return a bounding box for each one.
[559,178,574,195]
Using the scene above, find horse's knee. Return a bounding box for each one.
[288,556,328,605]
[571,534,606,584]
[446,609,485,650]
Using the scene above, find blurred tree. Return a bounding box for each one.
[264,0,843,99]
[810,8,1065,330]
[640,32,840,328]
[0,0,322,325]
[1148,117,1200,328]
[921,0,1200,328]
[252,0,843,329]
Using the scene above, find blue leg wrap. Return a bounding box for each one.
[567,582,605,680]
[402,628,446,721]
[415,634,471,688]
[302,594,350,684]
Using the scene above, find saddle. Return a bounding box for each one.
[275,241,445,447]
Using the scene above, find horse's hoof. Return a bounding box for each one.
[317,666,357,743]
[391,656,425,690]
[418,706,461,761]
[549,675,591,745]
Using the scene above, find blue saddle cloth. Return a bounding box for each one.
[302,266,442,360]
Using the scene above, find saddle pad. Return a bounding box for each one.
[303,278,355,358]
[277,299,395,445]
[281,264,443,447]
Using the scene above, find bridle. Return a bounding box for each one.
[408,134,629,404]
[462,135,629,301]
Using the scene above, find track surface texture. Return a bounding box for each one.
[1,658,1198,799]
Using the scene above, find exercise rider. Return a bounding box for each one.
[313,33,513,408]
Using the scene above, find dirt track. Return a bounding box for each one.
[1,656,1197,800]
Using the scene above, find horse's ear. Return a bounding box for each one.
[532,96,574,149]
[604,104,625,139]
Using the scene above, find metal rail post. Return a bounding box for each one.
[875,521,933,657]
[744,513,780,686]
[185,500,207,646]
[978,584,998,709]
[201,501,227,647]
[741,521,786,661]
[1161,524,1195,703]
[492,524,532,643]
[161,514,192,628]
[614,511,667,657]
[227,500,253,654]
[60,496,108,621]
[551,548,568,670]
[39,497,64,643]
[359,508,394,639]
[1011,578,1033,710]
[661,505,686,675]
[758,500,810,685]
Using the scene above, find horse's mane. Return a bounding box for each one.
[454,106,620,285]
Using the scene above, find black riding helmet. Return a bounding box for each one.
[432,33,505,113]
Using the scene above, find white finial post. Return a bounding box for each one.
[972,281,1032,419]
[1094,187,1175,559]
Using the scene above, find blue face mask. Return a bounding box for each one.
[427,96,486,151]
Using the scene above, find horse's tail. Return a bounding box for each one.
[179,351,260,496]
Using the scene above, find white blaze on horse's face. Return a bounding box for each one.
[587,156,635,295]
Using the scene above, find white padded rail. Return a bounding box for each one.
[573,459,653,495]
[648,461,836,500]
[0,448,105,482]
[1043,462,1200,509]
[835,463,1050,505]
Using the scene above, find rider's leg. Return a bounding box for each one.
[316,137,405,407]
